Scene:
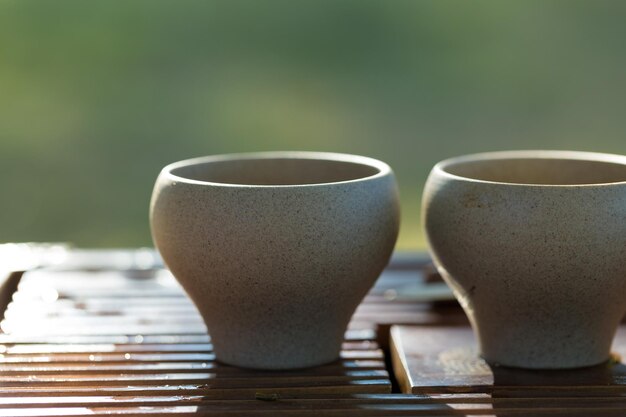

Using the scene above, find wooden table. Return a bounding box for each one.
[0,248,623,416]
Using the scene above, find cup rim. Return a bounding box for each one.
[160,151,392,188]
[434,150,626,187]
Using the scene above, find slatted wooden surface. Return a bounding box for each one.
[1,249,622,416]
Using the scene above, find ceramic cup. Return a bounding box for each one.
[150,151,400,370]
[423,150,626,369]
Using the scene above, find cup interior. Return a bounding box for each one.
[170,156,381,186]
[443,155,626,185]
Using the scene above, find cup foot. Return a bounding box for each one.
[482,354,612,370]
[215,351,340,371]
[480,341,613,370]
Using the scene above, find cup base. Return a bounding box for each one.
[482,353,612,370]
[214,350,340,371]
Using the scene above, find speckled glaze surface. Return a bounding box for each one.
[423,150,626,369]
[150,152,400,370]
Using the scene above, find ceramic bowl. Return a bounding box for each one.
[423,150,626,369]
[150,151,400,370]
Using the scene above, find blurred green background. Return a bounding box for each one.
[1,0,625,249]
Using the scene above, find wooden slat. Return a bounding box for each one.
[2,401,626,416]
